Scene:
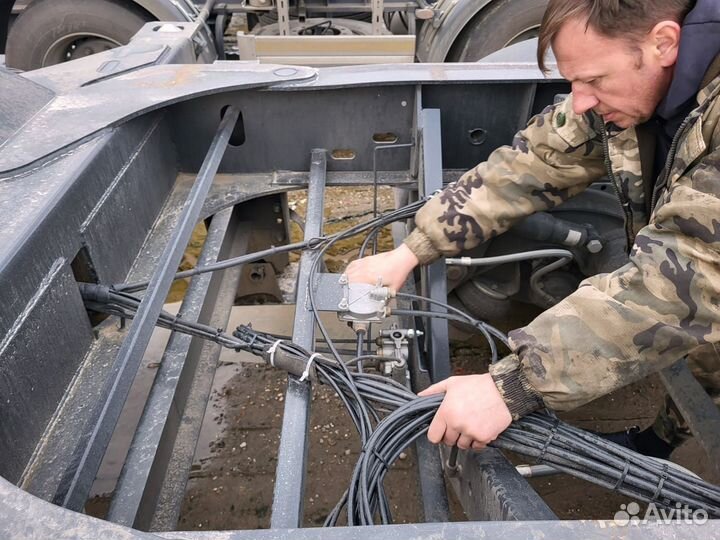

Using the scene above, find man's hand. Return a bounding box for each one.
[419,374,512,450]
[345,243,420,292]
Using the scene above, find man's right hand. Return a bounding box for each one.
[345,243,420,292]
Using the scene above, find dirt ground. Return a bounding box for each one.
[174,336,692,529]
[88,187,716,530]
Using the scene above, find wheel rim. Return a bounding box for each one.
[42,33,122,67]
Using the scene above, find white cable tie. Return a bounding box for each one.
[300,353,322,382]
[267,339,283,367]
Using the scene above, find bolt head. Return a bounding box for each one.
[586,239,603,253]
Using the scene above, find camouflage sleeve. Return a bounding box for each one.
[491,142,720,418]
[404,95,607,264]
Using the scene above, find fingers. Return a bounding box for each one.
[426,415,447,445]
[471,440,487,451]
[427,415,460,446]
[442,428,460,447]
[456,434,474,450]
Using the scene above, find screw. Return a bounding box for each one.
[338,298,349,310]
[338,274,348,285]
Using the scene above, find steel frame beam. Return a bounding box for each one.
[3,30,720,536]
[148,210,251,531]
[106,206,239,528]
[270,148,327,527]
[660,359,720,478]
[57,107,240,511]
[419,108,451,383]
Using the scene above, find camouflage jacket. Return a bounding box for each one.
[405,58,720,419]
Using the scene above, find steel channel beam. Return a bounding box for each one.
[58,107,241,511]
[660,359,720,478]
[147,212,249,531]
[442,447,556,521]
[390,220,451,522]
[415,109,554,521]
[270,149,327,528]
[148,213,249,532]
[6,466,720,540]
[419,108,451,383]
[106,207,233,527]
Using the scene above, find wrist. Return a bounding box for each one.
[395,243,420,272]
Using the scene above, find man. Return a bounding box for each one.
[347,0,720,458]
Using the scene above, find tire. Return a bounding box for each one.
[5,0,152,71]
[447,0,549,62]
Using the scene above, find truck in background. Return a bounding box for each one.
[0,0,547,70]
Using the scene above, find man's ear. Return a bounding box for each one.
[650,21,681,68]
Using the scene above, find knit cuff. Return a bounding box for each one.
[403,229,442,265]
[489,354,545,420]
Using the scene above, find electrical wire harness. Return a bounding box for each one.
[80,199,720,526]
[81,284,720,525]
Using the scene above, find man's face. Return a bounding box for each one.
[553,17,677,129]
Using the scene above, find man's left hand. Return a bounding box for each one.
[419,374,512,450]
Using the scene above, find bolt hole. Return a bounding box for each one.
[153,24,184,32]
[468,128,487,146]
[331,149,356,161]
[373,132,399,144]
[220,105,246,147]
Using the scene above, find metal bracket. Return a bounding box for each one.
[277,0,291,35]
[371,0,386,34]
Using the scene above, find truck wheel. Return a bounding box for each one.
[447,0,549,61]
[5,0,151,71]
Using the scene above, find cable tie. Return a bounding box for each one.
[300,352,321,382]
[651,463,669,502]
[614,460,630,491]
[536,417,559,464]
[267,339,283,367]
[372,449,390,471]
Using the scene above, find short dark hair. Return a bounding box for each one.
[537,0,695,73]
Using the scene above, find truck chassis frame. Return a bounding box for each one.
[1,21,718,538]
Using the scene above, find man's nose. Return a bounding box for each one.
[572,86,600,115]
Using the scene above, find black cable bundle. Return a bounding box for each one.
[351,400,720,524]
[230,326,720,525]
[81,279,720,525]
[496,415,720,515]
[232,324,421,526]
[79,194,720,526]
